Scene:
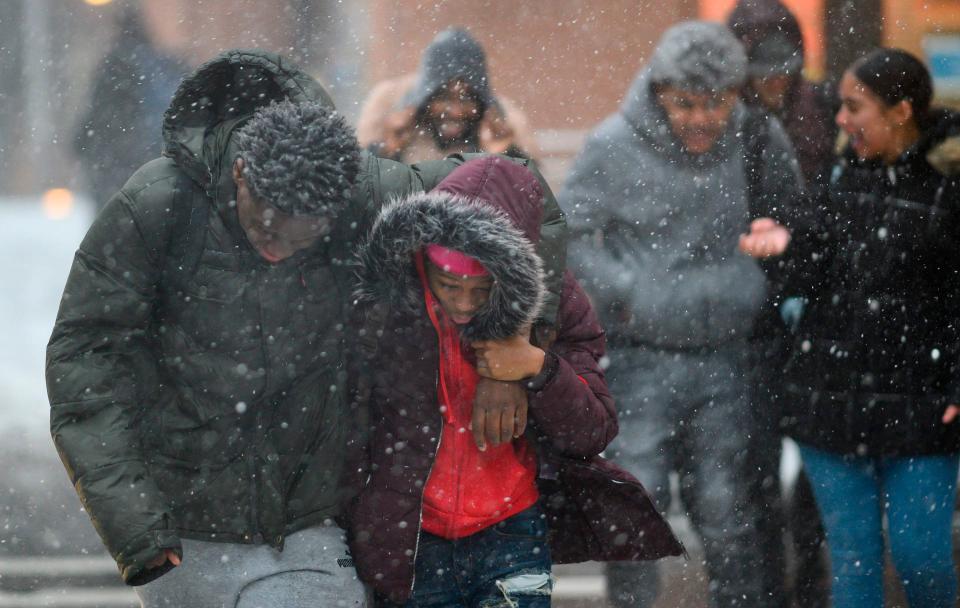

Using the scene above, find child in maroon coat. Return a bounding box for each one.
[349,157,681,606]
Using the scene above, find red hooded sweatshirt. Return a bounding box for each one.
[416,161,544,539]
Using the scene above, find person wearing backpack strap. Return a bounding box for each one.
[46,50,567,608]
[562,22,803,608]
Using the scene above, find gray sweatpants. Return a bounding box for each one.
[135,524,368,608]
[604,345,764,608]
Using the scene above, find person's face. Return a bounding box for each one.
[423,80,483,147]
[425,260,493,325]
[835,71,913,163]
[748,74,794,113]
[655,86,739,155]
[233,159,331,263]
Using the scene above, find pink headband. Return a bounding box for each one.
[425,244,489,276]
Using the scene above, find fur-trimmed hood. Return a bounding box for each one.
[355,157,545,341]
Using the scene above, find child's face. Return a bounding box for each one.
[426,261,493,325]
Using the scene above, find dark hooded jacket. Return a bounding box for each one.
[349,158,682,603]
[728,0,838,184]
[46,51,567,587]
[782,110,960,456]
[378,28,527,162]
[403,28,494,114]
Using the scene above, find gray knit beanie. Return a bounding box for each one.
[647,21,748,93]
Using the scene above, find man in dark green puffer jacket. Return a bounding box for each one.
[46,50,565,606]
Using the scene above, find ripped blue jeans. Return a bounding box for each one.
[380,504,553,608]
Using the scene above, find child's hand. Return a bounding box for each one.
[472,332,545,382]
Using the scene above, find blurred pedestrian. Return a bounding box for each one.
[73,6,188,211]
[347,157,681,607]
[727,1,835,605]
[356,28,536,163]
[783,48,960,608]
[47,50,567,608]
[728,0,838,186]
[563,21,803,608]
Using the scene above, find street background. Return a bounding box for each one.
[1,0,958,605]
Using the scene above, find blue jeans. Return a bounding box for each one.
[800,444,959,608]
[380,504,553,608]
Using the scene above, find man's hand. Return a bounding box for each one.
[943,404,959,424]
[379,107,416,158]
[146,548,181,570]
[472,378,528,451]
[471,333,545,382]
[739,217,791,258]
[480,105,516,154]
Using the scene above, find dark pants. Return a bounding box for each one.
[604,345,763,608]
[748,336,829,607]
[379,504,553,608]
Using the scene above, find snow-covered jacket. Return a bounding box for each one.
[348,157,683,603]
[562,57,802,350]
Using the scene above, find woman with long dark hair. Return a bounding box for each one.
[784,48,960,607]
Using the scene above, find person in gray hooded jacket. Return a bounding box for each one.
[562,21,803,608]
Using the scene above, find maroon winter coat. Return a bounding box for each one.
[348,157,683,603]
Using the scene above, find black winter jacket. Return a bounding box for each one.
[783,110,960,456]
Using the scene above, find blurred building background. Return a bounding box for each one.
[1,0,958,200]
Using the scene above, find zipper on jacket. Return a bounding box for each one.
[247,450,261,542]
[409,369,444,593]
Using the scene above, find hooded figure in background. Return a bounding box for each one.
[562,21,803,608]
[728,0,838,185]
[73,6,188,211]
[356,27,536,163]
[349,157,682,605]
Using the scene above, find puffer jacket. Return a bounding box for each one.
[349,157,683,603]
[46,51,567,587]
[783,109,960,456]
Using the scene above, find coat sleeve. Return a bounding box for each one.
[750,115,810,290]
[525,271,617,458]
[46,174,181,586]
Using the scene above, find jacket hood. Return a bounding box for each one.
[161,49,335,203]
[644,21,747,94]
[355,157,544,341]
[620,62,748,165]
[924,109,960,176]
[728,0,805,78]
[401,28,495,112]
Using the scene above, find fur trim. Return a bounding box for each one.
[355,192,544,341]
[927,135,960,177]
